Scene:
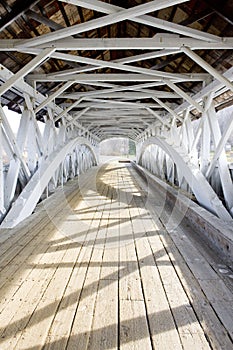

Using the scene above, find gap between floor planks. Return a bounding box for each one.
[0,162,232,350]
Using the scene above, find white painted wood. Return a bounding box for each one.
[207,104,233,210]
[138,136,232,221]
[16,0,188,47]
[54,98,83,122]
[152,97,183,122]
[200,113,210,175]
[4,110,31,207]
[35,82,73,113]
[0,106,30,178]
[1,38,233,51]
[0,116,4,213]
[50,49,181,78]
[59,0,220,42]
[0,48,55,96]
[26,117,38,173]
[206,117,233,178]
[66,107,90,126]
[0,64,99,142]
[1,137,98,228]
[28,71,210,83]
[166,80,204,113]
[181,46,233,93]
[173,67,233,116]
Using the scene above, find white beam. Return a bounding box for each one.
[0,106,31,179]
[57,50,179,76]
[1,137,98,227]
[152,97,183,122]
[206,117,233,178]
[146,108,170,127]
[0,64,100,142]
[54,98,83,122]
[84,105,156,112]
[59,0,220,43]
[63,54,188,80]
[27,73,167,82]
[0,48,55,96]
[27,73,209,84]
[0,117,4,213]
[4,110,31,206]
[84,98,157,110]
[68,92,156,100]
[28,53,188,80]
[165,80,204,113]
[207,104,233,210]
[35,81,73,113]
[67,107,90,126]
[1,38,233,51]
[16,0,187,48]
[43,49,181,78]
[181,46,233,93]
[139,136,232,220]
[173,67,233,115]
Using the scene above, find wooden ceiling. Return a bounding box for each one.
[0,0,233,138]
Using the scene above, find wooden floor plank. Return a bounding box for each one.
[0,161,232,350]
[0,233,69,349]
[120,299,152,350]
[130,166,233,349]
[66,174,112,350]
[118,168,152,350]
[43,178,110,350]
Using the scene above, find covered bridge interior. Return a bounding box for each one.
[0,0,233,349]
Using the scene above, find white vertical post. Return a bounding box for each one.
[0,116,5,213]
[27,114,38,173]
[206,117,233,178]
[4,110,31,207]
[207,103,233,211]
[200,113,210,174]
[0,105,31,178]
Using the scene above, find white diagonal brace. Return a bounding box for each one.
[152,97,183,122]
[59,0,220,42]
[181,46,233,93]
[61,54,188,80]
[27,73,166,82]
[0,48,55,96]
[44,49,181,78]
[0,105,31,179]
[206,104,233,210]
[84,97,154,109]
[173,67,233,115]
[0,63,100,142]
[33,53,189,81]
[60,82,179,99]
[35,81,73,113]
[67,107,90,127]
[206,117,233,178]
[15,0,188,47]
[54,98,83,122]
[146,108,170,127]
[0,116,4,213]
[165,80,204,113]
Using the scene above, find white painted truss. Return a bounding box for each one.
[0,0,232,227]
[0,64,99,227]
[137,101,233,221]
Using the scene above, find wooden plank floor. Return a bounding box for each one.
[0,161,232,350]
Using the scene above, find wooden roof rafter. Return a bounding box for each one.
[0,0,232,139]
